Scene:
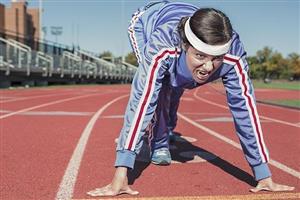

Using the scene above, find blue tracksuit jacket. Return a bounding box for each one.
[115,1,271,181]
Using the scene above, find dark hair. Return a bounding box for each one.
[178,8,233,46]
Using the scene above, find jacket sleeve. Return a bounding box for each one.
[115,28,179,169]
[222,35,271,180]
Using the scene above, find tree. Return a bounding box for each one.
[125,52,138,66]
[268,52,287,79]
[287,53,300,80]
[99,51,113,61]
[255,47,288,79]
[247,56,262,79]
[256,47,273,79]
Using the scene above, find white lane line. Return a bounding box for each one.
[196,117,270,123]
[208,84,300,113]
[0,91,94,103]
[0,92,77,103]
[177,112,300,179]
[0,96,16,100]
[0,89,121,104]
[0,92,113,120]
[55,94,128,200]
[72,192,300,200]
[196,117,234,122]
[259,115,300,128]
[0,110,94,116]
[181,112,231,116]
[259,101,300,113]
[180,97,195,101]
[101,115,124,119]
[193,89,300,128]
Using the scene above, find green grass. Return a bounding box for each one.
[253,80,300,90]
[262,99,300,109]
[252,80,300,109]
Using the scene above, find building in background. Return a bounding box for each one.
[0,4,5,36]
[0,0,40,48]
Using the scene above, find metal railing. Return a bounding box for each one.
[61,51,82,78]
[0,37,137,85]
[35,51,54,77]
[0,37,31,75]
[76,49,116,79]
[121,61,138,81]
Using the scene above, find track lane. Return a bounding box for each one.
[74,192,300,200]
[176,97,300,174]
[73,86,299,199]
[0,93,105,119]
[177,112,300,179]
[194,95,300,127]
[0,87,82,100]
[56,94,129,200]
[1,113,91,200]
[181,88,300,176]
[0,86,128,119]
[1,84,299,200]
[0,90,86,103]
[0,88,128,200]
[204,84,300,124]
[73,96,131,199]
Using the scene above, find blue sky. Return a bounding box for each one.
[2,0,299,57]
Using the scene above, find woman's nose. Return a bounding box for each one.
[202,60,213,72]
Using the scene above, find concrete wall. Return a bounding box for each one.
[0,4,5,32]
[28,8,39,39]
[5,1,27,38]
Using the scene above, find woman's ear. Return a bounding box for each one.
[182,43,189,51]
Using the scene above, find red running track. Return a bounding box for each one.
[0,84,299,200]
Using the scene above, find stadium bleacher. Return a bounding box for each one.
[0,36,137,88]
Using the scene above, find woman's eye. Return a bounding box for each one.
[214,56,224,60]
[195,54,205,59]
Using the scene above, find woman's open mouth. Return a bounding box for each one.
[195,69,209,80]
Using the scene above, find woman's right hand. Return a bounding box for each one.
[87,167,139,197]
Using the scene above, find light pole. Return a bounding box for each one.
[39,0,44,51]
[50,26,63,44]
[39,0,43,41]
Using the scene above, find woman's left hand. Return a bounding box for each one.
[250,177,295,192]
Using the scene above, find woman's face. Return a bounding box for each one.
[185,45,225,84]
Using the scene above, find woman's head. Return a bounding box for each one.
[179,8,233,47]
[178,8,233,83]
[190,8,232,45]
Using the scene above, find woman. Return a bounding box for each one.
[87,1,294,196]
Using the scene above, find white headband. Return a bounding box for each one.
[184,17,232,56]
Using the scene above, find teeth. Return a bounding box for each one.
[197,71,206,76]
[195,69,209,80]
